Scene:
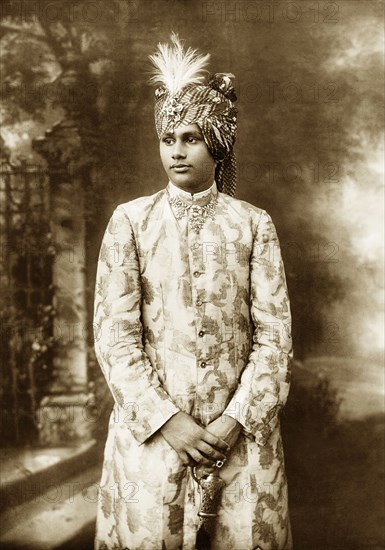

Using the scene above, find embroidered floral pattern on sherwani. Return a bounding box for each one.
[93,186,293,550]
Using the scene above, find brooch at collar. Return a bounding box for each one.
[167,192,217,233]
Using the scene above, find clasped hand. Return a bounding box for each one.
[160,411,241,467]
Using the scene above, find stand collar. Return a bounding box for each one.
[167,180,218,206]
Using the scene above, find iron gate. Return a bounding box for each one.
[0,158,55,446]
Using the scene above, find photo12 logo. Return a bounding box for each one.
[201,2,340,24]
[0,1,139,24]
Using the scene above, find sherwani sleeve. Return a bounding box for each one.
[93,206,180,444]
[223,209,293,446]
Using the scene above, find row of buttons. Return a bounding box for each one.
[191,241,206,369]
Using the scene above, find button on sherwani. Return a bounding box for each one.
[94,182,293,550]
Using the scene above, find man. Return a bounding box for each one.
[94,34,293,550]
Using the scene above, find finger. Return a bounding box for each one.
[188,449,214,467]
[202,430,231,452]
[178,452,190,466]
[197,441,227,462]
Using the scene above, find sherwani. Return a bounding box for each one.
[94,181,293,550]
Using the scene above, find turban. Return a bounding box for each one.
[149,34,238,197]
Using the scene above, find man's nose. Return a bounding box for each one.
[172,142,186,159]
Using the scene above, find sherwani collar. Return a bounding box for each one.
[166,180,218,207]
[166,181,218,233]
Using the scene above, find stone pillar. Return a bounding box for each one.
[33,121,95,445]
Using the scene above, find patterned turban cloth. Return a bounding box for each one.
[154,73,238,197]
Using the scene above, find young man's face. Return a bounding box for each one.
[159,123,216,194]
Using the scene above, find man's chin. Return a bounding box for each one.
[168,173,195,189]
[168,171,190,180]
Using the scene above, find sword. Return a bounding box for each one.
[193,461,226,550]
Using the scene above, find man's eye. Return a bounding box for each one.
[162,138,174,145]
[187,137,198,143]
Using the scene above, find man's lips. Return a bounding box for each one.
[170,163,191,169]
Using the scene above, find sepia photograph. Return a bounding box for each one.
[0,1,384,549]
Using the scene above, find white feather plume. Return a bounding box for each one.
[149,32,210,96]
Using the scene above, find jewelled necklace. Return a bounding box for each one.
[167,192,217,233]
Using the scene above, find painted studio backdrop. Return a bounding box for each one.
[0,1,383,549]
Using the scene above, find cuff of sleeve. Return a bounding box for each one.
[223,386,278,447]
[223,385,250,429]
[131,403,180,445]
